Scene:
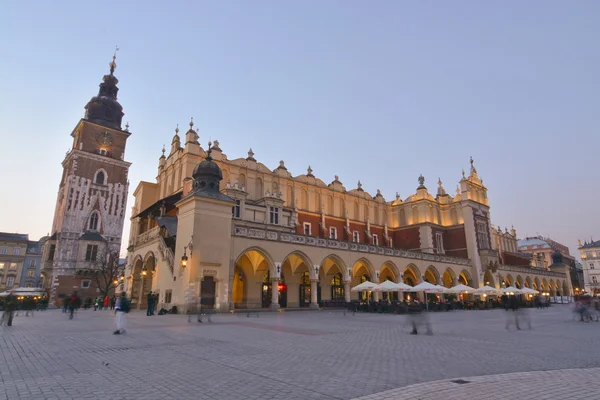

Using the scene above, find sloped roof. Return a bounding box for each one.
[154,216,178,237]
[518,237,551,249]
[79,231,106,242]
[580,240,600,249]
[0,233,29,242]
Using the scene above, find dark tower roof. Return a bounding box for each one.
[192,142,223,192]
[190,143,234,203]
[84,51,124,130]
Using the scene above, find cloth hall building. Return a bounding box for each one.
[124,121,572,311]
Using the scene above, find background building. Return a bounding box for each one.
[41,55,131,304]
[21,237,47,288]
[0,233,28,291]
[124,124,571,312]
[578,240,600,295]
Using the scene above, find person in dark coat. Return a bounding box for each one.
[146,291,155,316]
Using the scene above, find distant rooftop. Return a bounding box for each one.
[518,237,551,249]
[0,232,29,242]
[580,239,600,249]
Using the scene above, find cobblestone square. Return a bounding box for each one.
[1,306,599,399]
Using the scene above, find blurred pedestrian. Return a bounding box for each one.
[114,292,130,334]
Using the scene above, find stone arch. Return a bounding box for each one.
[525,277,532,288]
[403,264,421,286]
[533,277,540,291]
[458,269,473,286]
[516,275,524,289]
[380,261,400,282]
[505,274,514,287]
[94,168,108,185]
[483,269,494,287]
[282,250,313,276]
[233,247,275,309]
[320,254,346,302]
[320,254,347,278]
[424,265,440,285]
[562,280,569,296]
[234,247,275,275]
[352,258,375,281]
[541,278,548,292]
[442,268,457,288]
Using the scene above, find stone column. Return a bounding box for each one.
[270,278,280,310]
[310,279,319,309]
[344,282,351,302]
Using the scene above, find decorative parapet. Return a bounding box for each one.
[135,226,160,246]
[157,236,174,274]
[499,264,566,278]
[233,225,471,266]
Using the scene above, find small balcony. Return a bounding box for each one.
[135,226,160,246]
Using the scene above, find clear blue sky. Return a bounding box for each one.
[1,1,598,258]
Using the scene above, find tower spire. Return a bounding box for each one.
[110,46,119,75]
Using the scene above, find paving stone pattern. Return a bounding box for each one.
[0,306,599,399]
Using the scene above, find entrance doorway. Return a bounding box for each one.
[299,271,321,307]
[200,276,216,309]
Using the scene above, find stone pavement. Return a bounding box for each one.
[352,368,600,400]
[0,305,599,399]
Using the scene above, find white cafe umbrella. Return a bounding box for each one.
[475,285,501,295]
[373,280,401,292]
[351,281,377,292]
[447,284,477,294]
[0,291,11,297]
[394,282,415,292]
[412,281,445,293]
[412,281,445,310]
[501,286,523,295]
[521,287,539,295]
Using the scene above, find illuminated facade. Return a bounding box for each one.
[125,122,571,311]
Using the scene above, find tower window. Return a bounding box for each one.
[436,232,445,254]
[269,207,280,225]
[353,231,360,243]
[330,227,337,240]
[85,245,98,261]
[48,244,56,261]
[303,222,312,236]
[232,200,241,218]
[476,221,490,250]
[89,212,99,231]
[95,171,105,185]
[372,234,378,246]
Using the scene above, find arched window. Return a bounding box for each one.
[89,212,99,231]
[94,170,106,185]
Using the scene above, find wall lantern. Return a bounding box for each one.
[181,251,188,269]
[141,267,147,276]
[119,274,125,282]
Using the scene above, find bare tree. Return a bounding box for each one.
[92,250,125,297]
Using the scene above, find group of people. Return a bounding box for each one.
[60,291,131,334]
[574,297,600,322]
[146,291,158,316]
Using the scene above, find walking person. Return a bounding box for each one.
[68,291,81,320]
[114,292,130,334]
[146,291,155,316]
[1,294,16,326]
[103,295,109,310]
[110,295,116,310]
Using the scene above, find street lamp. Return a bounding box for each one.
[181,251,188,269]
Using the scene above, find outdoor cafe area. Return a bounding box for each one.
[345,280,552,314]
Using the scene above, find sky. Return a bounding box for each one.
[0,1,598,259]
